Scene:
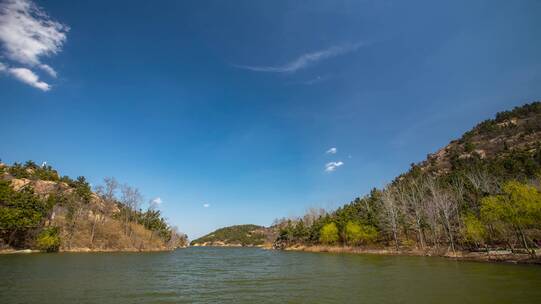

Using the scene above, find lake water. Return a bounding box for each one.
[1,247,540,303]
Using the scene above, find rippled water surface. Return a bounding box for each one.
[1,247,541,303]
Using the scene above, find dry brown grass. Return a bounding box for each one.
[52,209,169,252]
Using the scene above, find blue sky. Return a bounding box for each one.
[1,0,540,238]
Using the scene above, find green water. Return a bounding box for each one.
[1,247,540,303]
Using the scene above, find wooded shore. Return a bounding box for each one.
[279,245,541,264]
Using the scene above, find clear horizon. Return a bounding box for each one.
[1,0,540,239]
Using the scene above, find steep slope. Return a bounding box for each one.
[420,102,541,176]
[275,101,541,261]
[0,162,187,252]
[191,224,276,247]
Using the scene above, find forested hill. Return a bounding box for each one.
[0,162,187,252]
[191,224,276,247]
[275,101,541,260]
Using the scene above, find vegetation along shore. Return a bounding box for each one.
[2,102,541,263]
[270,102,541,263]
[0,162,188,253]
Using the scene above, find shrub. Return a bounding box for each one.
[319,222,339,245]
[36,227,61,252]
[461,214,486,246]
[481,180,541,254]
[481,181,541,228]
[345,221,378,245]
[464,141,476,153]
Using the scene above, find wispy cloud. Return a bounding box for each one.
[325,161,344,172]
[8,67,50,90]
[152,197,163,205]
[203,203,210,208]
[300,75,331,85]
[326,147,337,154]
[235,42,366,73]
[0,0,69,90]
[39,64,57,78]
[286,75,332,86]
[147,197,163,210]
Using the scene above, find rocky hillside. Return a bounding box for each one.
[191,224,277,247]
[420,102,541,176]
[0,161,187,252]
[274,102,541,259]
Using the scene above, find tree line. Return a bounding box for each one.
[276,157,541,256]
[275,103,541,256]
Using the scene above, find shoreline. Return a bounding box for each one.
[0,247,187,254]
[3,245,540,265]
[279,245,541,264]
[190,243,266,248]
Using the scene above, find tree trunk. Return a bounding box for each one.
[518,227,535,257]
[444,215,456,254]
[124,212,130,236]
[67,208,82,250]
[416,219,425,249]
[7,229,17,247]
[90,216,97,249]
[393,229,399,251]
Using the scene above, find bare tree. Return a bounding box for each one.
[380,185,400,251]
[102,177,119,203]
[63,193,84,250]
[424,196,441,247]
[272,217,289,228]
[120,184,143,237]
[302,207,327,226]
[396,177,426,249]
[88,208,99,249]
[91,177,119,248]
[450,175,466,232]
[427,178,458,254]
[168,226,188,249]
[465,168,500,195]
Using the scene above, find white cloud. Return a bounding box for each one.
[39,64,57,77]
[0,62,6,71]
[8,67,50,90]
[0,0,68,89]
[325,161,344,172]
[148,197,162,210]
[326,147,337,154]
[235,42,366,73]
[300,75,330,85]
[203,203,210,208]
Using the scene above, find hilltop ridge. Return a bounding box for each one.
[190,224,276,247]
[418,102,541,176]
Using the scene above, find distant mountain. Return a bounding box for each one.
[191,224,276,247]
